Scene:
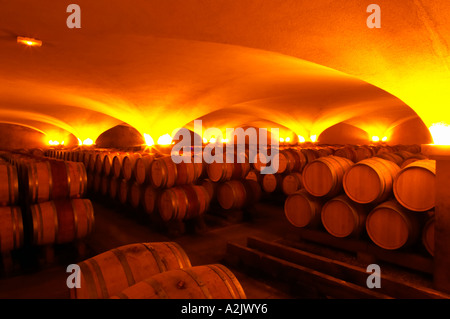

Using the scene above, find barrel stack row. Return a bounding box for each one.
[284,151,436,256]
[0,151,95,265]
[71,241,246,299]
[0,158,23,260]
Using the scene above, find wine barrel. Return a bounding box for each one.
[112,153,127,179]
[129,182,144,209]
[201,179,218,204]
[71,242,192,299]
[150,156,178,189]
[217,180,261,210]
[118,179,131,205]
[375,152,403,166]
[284,189,322,228]
[175,162,197,185]
[262,173,283,193]
[25,160,87,203]
[422,217,435,256]
[333,146,356,162]
[207,160,250,183]
[302,156,354,198]
[354,146,374,162]
[343,157,400,204]
[30,198,95,246]
[282,172,303,195]
[158,185,210,221]
[245,169,263,185]
[112,264,246,299]
[109,177,119,200]
[0,164,19,206]
[134,154,155,185]
[0,206,24,253]
[102,153,117,177]
[122,153,142,181]
[365,200,421,250]
[277,149,302,174]
[142,186,158,214]
[321,194,366,238]
[393,160,435,212]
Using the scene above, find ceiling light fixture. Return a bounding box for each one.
[17,36,42,47]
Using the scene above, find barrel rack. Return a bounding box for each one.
[225,235,450,299]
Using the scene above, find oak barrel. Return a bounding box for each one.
[262,173,283,193]
[282,172,303,195]
[393,160,435,212]
[365,200,421,250]
[30,198,95,246]
[150,156,178,188]
[217,180,261,210]
[72,242,192,299]
[343,157,400,204]
[321,194,366,238]
[0,164,19,206]
[112,264,246,299]
[0,206,24,253]
[24,160,87,203]
[134,154,154,185]
[302,156,354,198]
[142,186,159,215]
[284,189,322,228]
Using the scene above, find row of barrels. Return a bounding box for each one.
[72,242,246,299]
[285,192,435,255]
[1,199,95,254]
[0,151,94,258]
[298,155,436,212]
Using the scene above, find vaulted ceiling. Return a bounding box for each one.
[1,0,448,145]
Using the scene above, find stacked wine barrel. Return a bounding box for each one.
[0,159,24,260]
[71,241,246,299]
[283,145,435,256]
[0,150,95,253]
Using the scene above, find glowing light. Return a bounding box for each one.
[17,36,42,47]
[48,140,59,146]
[203,138,208,144]
[382,136,388,142]
[61,141,65,145]
[429,123,450,145]
[285,137,291,143]
[221,138,229,143]
[82,138,94,146]
[143,133,155,146]
[298,136,306,143]
[210,137,217,143]
[280,137,285,143]
[372,136,380,142]
[310,135,317,143]
[157,134,173,145]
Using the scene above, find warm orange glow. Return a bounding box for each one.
[279,137,285,143]
[143,133,155,146]
[203,137,208,144]
[17,36,42,47]
[372,136,380,142]
[382,136,388,142]
[310,135,317,143]
[157,134,173,145]
[210,137,217,144]
[298,136,306,143]
[221,138,229,143]
[429,123,450,145]
[48,140,60,145]
[82,138,94,146]
[285,137,291,143]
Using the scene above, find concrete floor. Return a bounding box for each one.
[0,196,298,299]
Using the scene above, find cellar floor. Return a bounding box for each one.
[0,196,299,299]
